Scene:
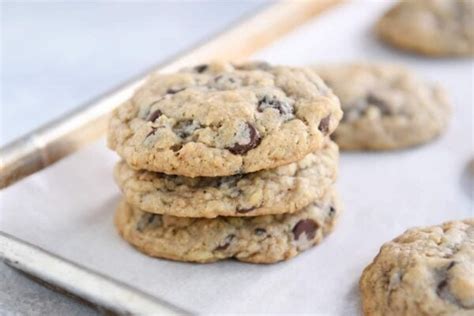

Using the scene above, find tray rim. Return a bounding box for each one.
[0,231,189,315]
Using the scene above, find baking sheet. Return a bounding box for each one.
[1,1,472,314]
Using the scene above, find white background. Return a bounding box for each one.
[0,1,266,146]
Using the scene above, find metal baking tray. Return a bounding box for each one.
[0,1,342,314]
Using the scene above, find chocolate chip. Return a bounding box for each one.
[194,64,208,73]
[173,120,201,138]
[435,262,460,306]
[211,74,240,90]
[437,279,449,297]
[166,87,186,95]
[136,213,161,232]
[257,96,293,116]
[227,123,261,155]
[329,206,336,216]
[255,228,266,236]
[236,206,256,213]
[366,93,391,115]
[215,234,235,251]
[318,115,331,135]
[292,219,319,240]
[146,127,157,138]
[147,109,162,122]
[170,144,183,152]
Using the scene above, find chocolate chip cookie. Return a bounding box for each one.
[108,62,342,177]
[315,63,451,150]
[114,140,338,218]
[115,188,341,263]
[360,219,474,316]
[376,0,474,57]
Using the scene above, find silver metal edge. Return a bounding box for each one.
[0,231,190,315]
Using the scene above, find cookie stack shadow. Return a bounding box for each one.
[108,62,343,263]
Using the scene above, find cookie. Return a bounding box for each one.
[315,63,451,150]
[376,0,474,57]
[115,188,341,263]
[360,219,474,316]
[114,140,338,218]
[108,62,342,177]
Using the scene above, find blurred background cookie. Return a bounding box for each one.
[376,0,474,57]
[315,63,451,150]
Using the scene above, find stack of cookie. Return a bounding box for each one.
[108,62,343,263]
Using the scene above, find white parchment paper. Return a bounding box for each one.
[1,2,472,314]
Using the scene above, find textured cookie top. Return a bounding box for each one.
[376,0,474,57]
[115,188,341,263]
[360,219,474,316]
[108,62,342,177]
[114,140,338,218]
[315,63,450,150]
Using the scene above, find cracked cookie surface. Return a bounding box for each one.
[315,63,450,150]
[376,0,474,57]
[114,140,338,218]
[108,62,342,177]
[115,188,340,263]
[360,219,474,316]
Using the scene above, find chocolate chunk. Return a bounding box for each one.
[447,261,456,270]
[227,123,261,155]
[236,206,256,213]
[292,219,319,240]
[170,144,183,152]
[318,115,331,135]
[146,127,157,138]
[166,87,186,95]
[136,213,161,232]
[173,120,201,138]
[436,279,449,298]
[435,262,462,306]
[194,64,208,73]
[211,74,240,90]
[215,234,235,251]
[366,93,391,115]
[147,109,162,122]
[257,96,293,116]
[255,228,266,236]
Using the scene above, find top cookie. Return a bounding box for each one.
[376,0,474,57]
[360,219,474,316]
[108,62,342,177]
[315,63,450,150]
